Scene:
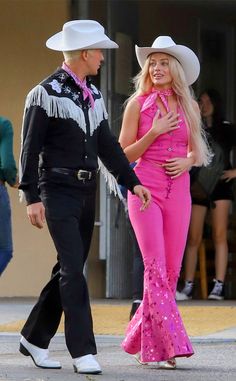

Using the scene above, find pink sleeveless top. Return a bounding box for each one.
[136,93,189,164]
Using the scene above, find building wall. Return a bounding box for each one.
[0,0,70,296]
[1,0,235,298]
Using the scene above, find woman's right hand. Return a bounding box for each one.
[221,169,236,182]
[150,110,180,137]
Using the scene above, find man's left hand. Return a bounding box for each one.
[133,185,151,211]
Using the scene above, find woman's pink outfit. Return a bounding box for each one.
[121,91,194,362]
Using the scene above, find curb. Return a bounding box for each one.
[0,332,235,344]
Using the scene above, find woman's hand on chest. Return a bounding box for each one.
[150,110,181,138]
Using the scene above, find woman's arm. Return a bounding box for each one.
[119,98,180,162]
[221,168,236,182]
[119,98,148,162]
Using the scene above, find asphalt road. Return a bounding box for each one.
[0,334,236,381]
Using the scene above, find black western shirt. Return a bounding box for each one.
[19,68,141,205]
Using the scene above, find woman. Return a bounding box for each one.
[177,89,236,301]
[119,36,211,368]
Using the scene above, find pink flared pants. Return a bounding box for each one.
[122,159,194,362]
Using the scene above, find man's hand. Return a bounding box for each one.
[133,185,151,211]
[27,202,45,229]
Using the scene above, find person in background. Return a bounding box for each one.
[0,116,18,276]
[176,89,236,301]
[221,168,236,182]
[18,20,151,375]
[119,36,211,369]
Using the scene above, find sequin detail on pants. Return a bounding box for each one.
[122,259,193,362]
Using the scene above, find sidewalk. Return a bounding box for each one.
[0,298,236,381]
[0,298,236,341]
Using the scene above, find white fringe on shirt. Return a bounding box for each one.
[98,158,123,200]
[22,84,109,142]
[88,96,108,135]
[19,84,122,202]
[24,85,108,135]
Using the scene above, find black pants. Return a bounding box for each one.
[116,200,144,301]
[127,218,144,300]
[21,178,97,358]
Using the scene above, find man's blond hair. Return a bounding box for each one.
[63,50,82,62]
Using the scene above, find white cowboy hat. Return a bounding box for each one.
[46,20,118,51]
[135,36,200,85]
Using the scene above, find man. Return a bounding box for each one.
[0,117,18,276]
[19,20,151,375]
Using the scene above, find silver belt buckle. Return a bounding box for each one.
[77,170,91,181]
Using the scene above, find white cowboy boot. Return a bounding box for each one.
[19,336,61,369]
[73,354,102,374]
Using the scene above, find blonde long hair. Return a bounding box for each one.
[128,54,211,166]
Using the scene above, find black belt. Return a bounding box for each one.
[42,168,96,181]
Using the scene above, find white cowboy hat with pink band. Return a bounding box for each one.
[135,36,200,85]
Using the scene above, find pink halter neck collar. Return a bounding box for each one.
[141,87,174,113]
[153,88,174,97]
